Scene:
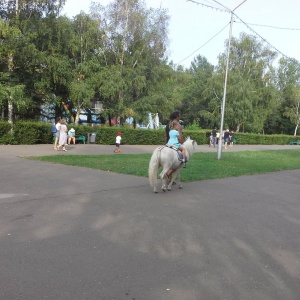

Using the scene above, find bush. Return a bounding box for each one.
[233,132,298,145]
[0,121,15,144]
[0,121,299,145]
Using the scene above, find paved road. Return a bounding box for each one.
[0,144,299,300]
[1,143,299,156]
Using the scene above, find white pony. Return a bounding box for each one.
[148,137,197,193]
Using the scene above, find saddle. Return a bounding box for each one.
[164,144,186,162]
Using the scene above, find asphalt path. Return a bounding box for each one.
[0,144,299,300]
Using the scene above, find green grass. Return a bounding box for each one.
[26,149,300,182]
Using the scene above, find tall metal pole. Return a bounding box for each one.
[216,0,247,159]
[217,12,233,159]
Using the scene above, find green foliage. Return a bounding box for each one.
[13,121,50,144]
[277,58,300,135]
[0,121,11,135]
[222,33,278,133]
[0,121,15,144]
[184,121,201,131]
[233,132,300,145]
[1,121,299,146]
[180,55,215,127]
[1,0,300,136]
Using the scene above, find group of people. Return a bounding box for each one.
[209,127,235,149]
[52,118,76,151]
[52,117,123,153]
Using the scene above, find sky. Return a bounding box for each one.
[61,0,300,68]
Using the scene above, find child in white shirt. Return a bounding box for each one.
[114,132,122,153]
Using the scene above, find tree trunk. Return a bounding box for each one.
[75,110,80,125]
[294,123,299,136]
[8,98,14,125]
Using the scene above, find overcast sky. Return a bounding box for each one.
[61,0,300,68]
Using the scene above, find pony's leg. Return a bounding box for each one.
[167,177,174,191]
[168,168,183,190]
[166,169,177,191]
[149,148,161,193]
[160,170,169,192]
[152,170,159,193]
[177,172,183,189]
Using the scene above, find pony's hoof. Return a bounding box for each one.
[164,173,171,183]
[154,190,158,193]
[162,187,166,192]
[179,185,183,189]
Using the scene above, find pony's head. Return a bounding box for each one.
[183,136,197,155]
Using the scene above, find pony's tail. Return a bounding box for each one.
[148,148,160,187]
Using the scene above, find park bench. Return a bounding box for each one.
[76,135,86,144]
[52,135,86,144]
[289,141,299,145]
[53,135,86,144]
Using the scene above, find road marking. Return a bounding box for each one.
[0,194,28,199]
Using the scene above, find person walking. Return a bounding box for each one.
[224,129,230,149]
[114,132,122,153]
[212,127,217,147]
[230,130,235,146]
[53,117,61,150]
[57,119,68,152]
[209,132,213,147]
[216,130,220,145]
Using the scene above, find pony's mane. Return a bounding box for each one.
[183,137,196,155]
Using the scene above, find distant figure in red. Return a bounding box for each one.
[114,131,122,153]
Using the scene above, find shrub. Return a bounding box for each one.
[0,121,299,145]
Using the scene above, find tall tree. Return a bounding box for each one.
[0,18,27,123]
[0,0,66,123]
[277,58,300,135]
[178,55,215,128]
[67,13,104,124]
[90,0,170,124]
[216,33,278,132]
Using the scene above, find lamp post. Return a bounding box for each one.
[216,0,247,159]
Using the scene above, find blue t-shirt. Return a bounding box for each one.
[68,130,75,137]
[167,129,181,148]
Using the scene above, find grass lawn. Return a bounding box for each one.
[26,149,300,182]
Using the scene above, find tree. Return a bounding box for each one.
[90,0,171,124]
[0,19,27,124]
[0,0,67,123]
[283,87,300,136]
[277,58,300,135]
[216,33,278,132]
[65,13,104,124]
[178,55,215,128]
